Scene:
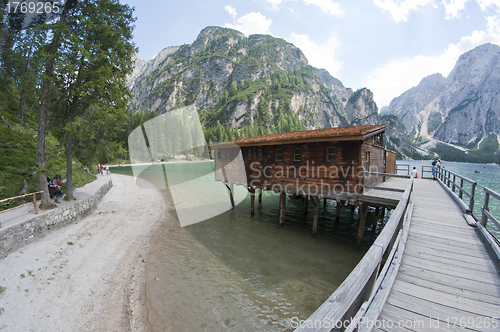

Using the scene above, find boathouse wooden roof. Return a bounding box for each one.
[209,124,387,148]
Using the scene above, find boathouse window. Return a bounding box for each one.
[276,148,283,161]
[294,148,301,162]
[327,147,336,162]
[247,149,252,161]
[257,149,263,161]
[373,134,382,147]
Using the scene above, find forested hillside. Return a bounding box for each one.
[0,0,140,209]
[128,27,380,144]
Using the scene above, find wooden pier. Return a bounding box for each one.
[373,179,500,331]
[295,171,500,332]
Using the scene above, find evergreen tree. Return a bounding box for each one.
[229,81,237,97]
[51,0,135,199]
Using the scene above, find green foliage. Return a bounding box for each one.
[429,141,499,163]
[427,112,442,133]
[0,123,93,210]
[478,133,499,153]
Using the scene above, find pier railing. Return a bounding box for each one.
[395,164,410,176]
[0,191,43,228]
[420,165,433,179]
[294,177,414,331]
[435,166,476,215]
[478,188,500,260]
[481,187,500,231]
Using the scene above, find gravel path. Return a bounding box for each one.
[0,174,167,331]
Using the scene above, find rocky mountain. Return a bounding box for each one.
[127,26,379,134]
[382,43,500,150]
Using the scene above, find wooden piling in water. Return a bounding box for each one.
[357,202,368,247]
[372,207,380,233]
[258,188,262,203]
[250,187,255,217]
[335,200,341,222]
[230,183,235,209]
[304,195,309,216]
[279,192,286,224]
[312,196,320,234]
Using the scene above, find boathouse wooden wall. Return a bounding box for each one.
[214,139,389,199]
[360,135,386,188]
[385,150,397,174]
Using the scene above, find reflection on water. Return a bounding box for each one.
[112,163,386,331]
[112,160,500,330]
[146,190,378,331]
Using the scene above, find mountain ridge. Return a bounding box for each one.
[126,26,379,136]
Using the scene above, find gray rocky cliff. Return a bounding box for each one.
[126,26,380,131]
[383,43,500,148]
[435,43,500,146]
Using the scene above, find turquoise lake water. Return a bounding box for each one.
[111,162,383,331]
[111,160,500,330]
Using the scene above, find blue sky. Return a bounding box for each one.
[121,0,500,108]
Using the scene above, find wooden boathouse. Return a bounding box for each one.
[209,124,398,244]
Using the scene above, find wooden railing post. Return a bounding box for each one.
[469,182,476,215]
[481,191,490,227]
[33,193,39,215]
[452,174,456,193]
[459,178,464,199]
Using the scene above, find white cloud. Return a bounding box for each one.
[364,30,500,107]
[303,0,345,16]
[442,0,471,19]
[373,0,434,22]
[289,32,342,77]
[375,0,499,22]
[224,5,237,19]
[264,0,285,11]
[477,0,500,11]
[487,14,500,34]
[224,12,273,36]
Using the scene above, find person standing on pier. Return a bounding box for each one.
[432,161,438,180]
[411,167,418,178]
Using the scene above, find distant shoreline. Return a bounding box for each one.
[109,159,213,167]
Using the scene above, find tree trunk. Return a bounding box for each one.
[36,0,77,208]
[66,133,73,200]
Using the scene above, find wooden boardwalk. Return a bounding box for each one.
[374,179,500,331]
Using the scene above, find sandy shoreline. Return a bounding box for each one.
[0,174,169,331]
[108,159,213,167]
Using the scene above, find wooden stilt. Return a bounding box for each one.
[224,183,235,209]
[372,207,380,233]
[312,196,320,234]
[381,207,386,220]
[258,188,263,203]
[335,200,341,223]
[351,205,356,213]
[230,183,235,209]
[357,203,368,247]
[323,198,327,208]
[304,195,309,216]
[279,191,286,224]
[250,187,255,217]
